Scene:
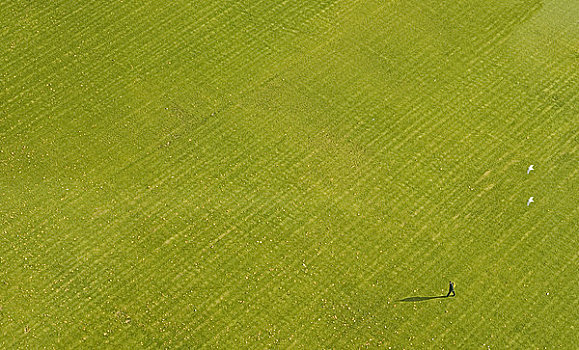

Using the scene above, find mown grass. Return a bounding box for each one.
[1,0,577,348]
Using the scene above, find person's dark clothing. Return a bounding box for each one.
[446,281,455,297]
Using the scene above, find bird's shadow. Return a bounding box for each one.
[398,295,448,302]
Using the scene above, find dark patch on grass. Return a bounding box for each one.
[398,295,449,302]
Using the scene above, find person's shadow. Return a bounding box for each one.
[398,295,448,302]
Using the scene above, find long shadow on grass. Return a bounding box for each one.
[398,295,448,302]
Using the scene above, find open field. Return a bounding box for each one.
[1,0,578,348]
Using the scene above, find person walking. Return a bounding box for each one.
[446,281,456,297]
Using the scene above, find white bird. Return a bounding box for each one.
[527,165,534,174]
[527,197,534,206]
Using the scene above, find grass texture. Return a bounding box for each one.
[1,0,578,348]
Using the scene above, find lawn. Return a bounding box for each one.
[1,0,577,348]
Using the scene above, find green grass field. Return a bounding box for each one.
[1,0,578,348]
